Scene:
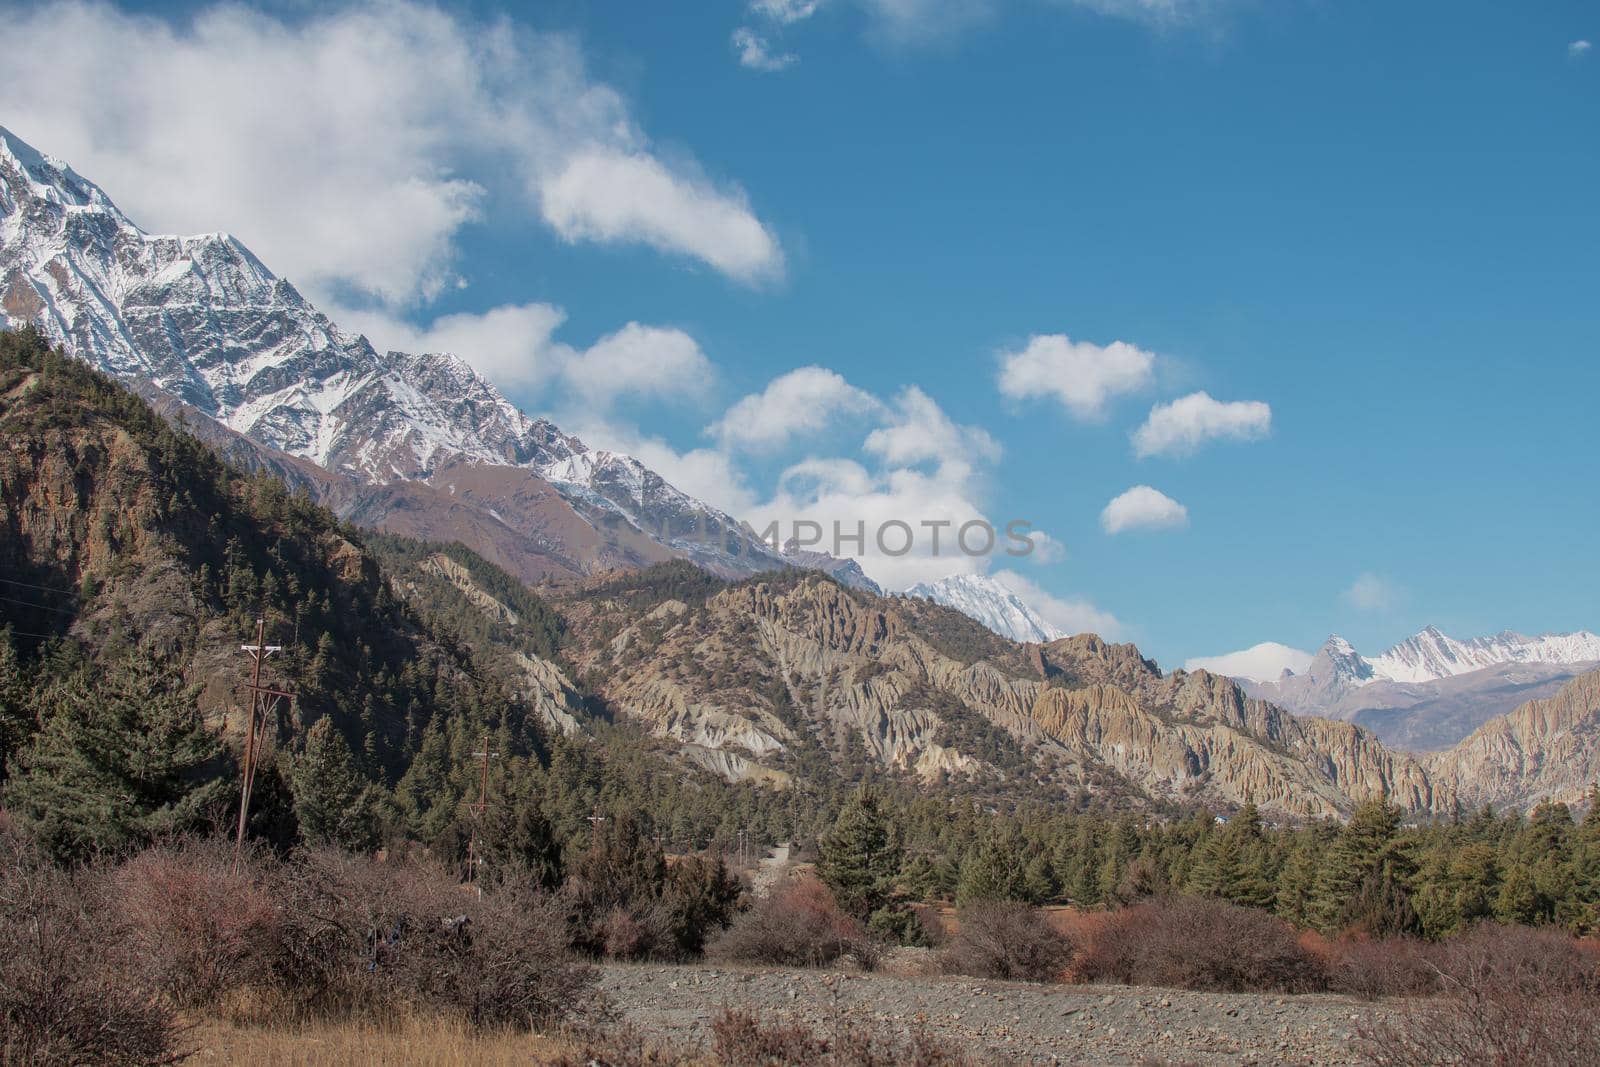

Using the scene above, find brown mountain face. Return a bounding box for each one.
[1426,668,1600,810]
[136,385,672,586]
[553,569,1455,819]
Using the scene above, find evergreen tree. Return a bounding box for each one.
[816,786,903,921]
[293,717,376,850]
[481,788,563,891]
[0,627,34,780]
[1313,800,1418,935]
[955,833,1028,905]
[9,657,228,862]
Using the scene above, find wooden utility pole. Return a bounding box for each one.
[465,733,499,888]
[233,617,292,869]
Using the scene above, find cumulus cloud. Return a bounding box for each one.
[336,302,572,391]
[541,150,782,283]
[1185,641,1314,683]
[864,385,1001,475]
[1131,391,1271,458]
[1571,39,1593,59]
[561,323,715,407]
[996,334,1157,420]
[990,569,1123,638]
[1100,485,1189,534]
[732,27,798,70]
[340,304,710,412]
[711,366,882,451]
[1342,572,1399,612]
[0,0,781,305]
[725,375,1034,588]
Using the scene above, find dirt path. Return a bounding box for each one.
[597,963,1395,1066]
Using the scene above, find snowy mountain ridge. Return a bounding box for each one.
[0,124,790,579]
[904,574,1065,644]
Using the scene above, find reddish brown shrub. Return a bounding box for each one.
[708,875,868,968]
[939,902,1074,982]
[282,849,597,1029]
[1322,935,1440,1000]
[1074,896,1326,993]
[1359,924,1600,1066]
[0,834,182,1066]
[108,838,282,1010]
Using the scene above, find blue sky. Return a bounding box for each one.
[4,0,1597,668]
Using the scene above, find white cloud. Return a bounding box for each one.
[1571,40,1593,59]
[864,385,1001,474]
[990,569,1123,638]
[336,302,572,391]
[561,323,715,407]
[732,27,798,70]
[565,415,760,517]
[712,366,881,451]
[1342,573,1399,612]
[1131,390,1271,458]
[340,304,710,411]
[1185,642,1313,683]
[996,334,1157,420]
[1100,485,1188,534]
[752,0,824,23]
[0,0,781,304]
[540,149,783,284]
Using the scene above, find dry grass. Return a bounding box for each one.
[188,1017,581,1066]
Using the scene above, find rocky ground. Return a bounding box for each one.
[596,962,1397,1066]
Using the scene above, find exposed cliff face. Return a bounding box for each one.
[557,571,1453,819]
[1426,668,1600,810]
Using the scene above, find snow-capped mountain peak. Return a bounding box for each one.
[904,574,1065,644]
[1370,627,1600,685]
[0,124,791,580]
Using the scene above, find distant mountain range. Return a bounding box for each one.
[0,125,808,586]
[1200,627,1600,751]
[904,573,1064,644]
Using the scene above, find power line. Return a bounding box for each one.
[0,576,80,598]
[0,593,77,615]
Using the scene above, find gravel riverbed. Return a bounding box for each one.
[596,963,1396,1065]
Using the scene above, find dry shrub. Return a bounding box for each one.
[0,834,182,1066]
[281,849,597,1030]
[1321,934,1440,1000]
[708,875,868,968]
[1359,923,1600,1067]
[710,1008,971,1067]
[108,838,282,1010]
[102,840,595,1032]
[1074,895,1326,993]
[939,901,1074,982]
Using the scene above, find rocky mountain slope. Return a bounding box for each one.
[552,565,1453,819]
[1239,628,1600,751]
[1426,667,1600,810]
[0,125,789,586]
[904,573,1063,644]
[0,327,576,784]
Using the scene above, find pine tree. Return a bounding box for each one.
[0,627,35,780]
[816,786,903,921]
[9,657,228,862]
[293,717,376,850]
[1313,800,1418,935]
[955,834,1028,905]
[481,789,563,891]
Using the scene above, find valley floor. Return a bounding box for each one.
[191,963,1397,1066]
